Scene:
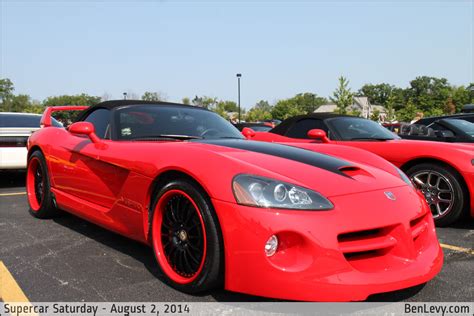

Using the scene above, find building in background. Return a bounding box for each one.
[315,96,387,121]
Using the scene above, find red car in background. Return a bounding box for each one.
[251,113,474,226]
[26,101,442,301]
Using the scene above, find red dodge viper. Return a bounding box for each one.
[251,113,474,227]
[27,101,442,301]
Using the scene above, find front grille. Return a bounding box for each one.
[338,226,397,258]
[0,136,28,147]
[410,212,430,250]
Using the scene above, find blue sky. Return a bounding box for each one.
[1,1,472,108]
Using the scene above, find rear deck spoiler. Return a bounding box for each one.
[40,106,89,127]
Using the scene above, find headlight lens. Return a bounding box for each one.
[232,174,334,210]
[395,167,414,188]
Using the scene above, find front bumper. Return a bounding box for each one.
[212,186,443,301]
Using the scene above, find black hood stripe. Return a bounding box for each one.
[197,139,353,177]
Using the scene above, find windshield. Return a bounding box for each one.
[445,119,474,137]
[328,117,398,140]
[115,105,244,140]
[0,114,63,128]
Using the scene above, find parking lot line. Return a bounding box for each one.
[440,243,474,255]
[0,261,30,302]
[0,192,26,197]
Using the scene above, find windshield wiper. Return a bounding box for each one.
[131,134,203,141]
[348,137,393,141]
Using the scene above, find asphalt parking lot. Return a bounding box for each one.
[1,171,473,302]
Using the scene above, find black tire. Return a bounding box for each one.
[26,150,59,218]
[406,163,467,227]
[150,178,224,293]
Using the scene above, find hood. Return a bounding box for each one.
[194,139,408,198]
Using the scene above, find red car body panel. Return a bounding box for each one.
[27,106,443,301]
[252,131,474,217]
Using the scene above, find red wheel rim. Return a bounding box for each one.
[27,157,45,212]
[152,190,207,284]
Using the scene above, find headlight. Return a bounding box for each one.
[232,174,334,210]
[395,167,414,188]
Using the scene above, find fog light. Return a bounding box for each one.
[264,235,278,257]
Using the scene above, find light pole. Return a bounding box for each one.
[236,73,242,122]
[123,92,127,100]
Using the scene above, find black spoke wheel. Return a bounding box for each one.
[34,162,45,206]
[151,178,224,293]
[160,191,206,280]
[27,150,59,218]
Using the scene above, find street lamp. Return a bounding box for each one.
[123,92,127,100]
[236,73,242,122]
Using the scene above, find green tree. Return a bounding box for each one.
[245,100,273,122]
[358,83,394,106]
[43,94,101,124]
[246,107,272,122]
[385,94,397,122]
[0,78,15,111]
[9,94,33,112]
[142,91,166,101]
[254,100,272,112]
[330,76,353,114]
[348,109,361,117]
[211,102,225,118]
[290,93,327,113]
[451,85,474,112]
[192,96,218,109]
[182,97,190,105]
[396,100,419,122]
[370,109,381,121]
[271,99,305,120]
[389,87,407,110]
[217,100,238,112]
[0,78,14,102]
[405,76,451,114]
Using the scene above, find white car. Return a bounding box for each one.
[0,112,62,169]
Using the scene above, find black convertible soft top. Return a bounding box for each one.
[270,112,352,135]
[76,100,209,122]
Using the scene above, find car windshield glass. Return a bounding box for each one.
[0,114,63,128]
[115,104,244,140]
[328,117,398,140]
[445,119,474,137]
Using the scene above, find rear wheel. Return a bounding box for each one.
[406,163,467,227]
[151,179,223,293]
[26,150,59,218]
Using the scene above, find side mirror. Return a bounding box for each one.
[241,127,256,139]
[68,122,101,143]
[307,129,329,143]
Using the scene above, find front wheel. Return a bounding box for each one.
[26,150,59,218]
[406,163,467,227]
[151,179,224,293]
